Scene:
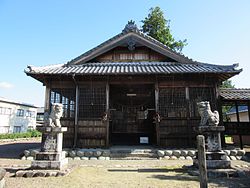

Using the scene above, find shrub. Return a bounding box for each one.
[0,129,42,139]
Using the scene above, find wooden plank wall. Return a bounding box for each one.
[158,85,216,148]
[77,120,107,148]
[61,120,75,148]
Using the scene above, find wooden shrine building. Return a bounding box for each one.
[25,22,242,148]
[220,89,250,148]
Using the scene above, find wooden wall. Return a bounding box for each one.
[77,120,107,148]
[61,120,75,148]
[47,75,219,149]
[157,86,217,147]
[61,119,107,148]
[93,46,174,62]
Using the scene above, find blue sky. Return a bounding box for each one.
[0,0,249,106]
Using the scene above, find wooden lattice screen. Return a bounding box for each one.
[50,89,75,119]
[189,87,216,117]
[159,88,187,118]
[78,85,106,119]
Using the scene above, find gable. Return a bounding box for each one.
[67,24,195,65]
[91,46,176,62]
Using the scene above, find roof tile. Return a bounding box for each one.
[26,62,240,76]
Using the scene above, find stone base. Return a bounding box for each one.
[193,159,231,169]
[188,168,238,178]
[0,168,6,188]
[206,151,226,160]
[15,167,72,178]
[193,150,231,169]
[35,151,66,161]
[31,158,68,170]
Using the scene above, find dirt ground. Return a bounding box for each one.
[5,165,250,188]
[1,138,250,188]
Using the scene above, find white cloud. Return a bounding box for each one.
[0,82,14,89]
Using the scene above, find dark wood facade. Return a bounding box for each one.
[44,74,219,148]
[220,89,250,148]
[26,23,241,148]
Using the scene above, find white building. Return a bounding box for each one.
[0,97,37,134]
[36,107,44,127]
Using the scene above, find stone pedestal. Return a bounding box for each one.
[193,126,231,169]
[0,168,6,188]
[31,127,68,170]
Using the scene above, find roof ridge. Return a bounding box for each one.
[66,23,199,65]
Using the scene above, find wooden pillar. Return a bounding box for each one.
[216,84,225,147]
[73,85,79,148]
[155,81,160,146]
[44,83,51,112]
[197,135,208,188]
[218,99,226,147]
[105,81,110,147]
[235,101,243,149]
[186,87,192,146]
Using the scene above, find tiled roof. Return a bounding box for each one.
[25,62,240,75]
[220,88,250,100]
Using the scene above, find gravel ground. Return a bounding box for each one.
[5,165,250,188]
[1,138,250,187]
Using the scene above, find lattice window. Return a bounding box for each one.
[79,85,106,119]
[189,87,216,117]
[159,88,187,118]
[50,89,75,118]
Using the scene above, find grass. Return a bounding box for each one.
[225,135,233,144]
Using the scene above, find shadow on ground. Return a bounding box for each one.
[109,167,197,182]
[109,166,250,187]
[0,142,40,159]
[108,168,184,173]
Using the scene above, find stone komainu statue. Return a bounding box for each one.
[197,101,219,126]
[45,103,63,127]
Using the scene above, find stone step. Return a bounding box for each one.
[110,153,157,158]
[110,149,157,159]
[110,149,155,154]
[111,157,157,160]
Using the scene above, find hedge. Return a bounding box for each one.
[0,129,42,139]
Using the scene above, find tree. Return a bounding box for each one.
[220,80,235,121]
[141,7,187,52]
[221,80,235,88]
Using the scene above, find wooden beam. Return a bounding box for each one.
[73,84,79,148]
[155,81,160,146]
[105,81,110,147]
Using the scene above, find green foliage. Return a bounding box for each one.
[220,80,235,121]
[141,6,187,52]
[221,80,235,88]
[0,129,41,139]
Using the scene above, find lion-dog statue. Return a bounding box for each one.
[197,101,219,126]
